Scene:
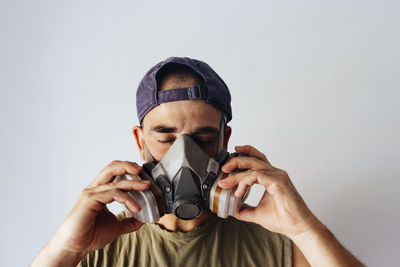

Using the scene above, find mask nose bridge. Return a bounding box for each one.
[176,133,196,144]
[151,134,210,181]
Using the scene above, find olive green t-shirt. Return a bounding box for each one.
[79,212,292,267]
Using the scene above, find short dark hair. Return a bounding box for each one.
[155,63,205,90]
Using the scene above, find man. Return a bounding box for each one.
[32,57,364,266]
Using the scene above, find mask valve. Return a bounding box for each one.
[174,195,204,220]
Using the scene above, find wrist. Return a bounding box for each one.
[287,220,365,267]
[32,235,86,267]
[31,240,85,267]
[284,212,324,241]
[289,220,327,245]
[49,237,86,263]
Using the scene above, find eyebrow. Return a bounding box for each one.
[194,127,219,135]
[150,125,219,135]
[151,125,178,133]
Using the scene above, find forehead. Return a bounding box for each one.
[142,100,222,133]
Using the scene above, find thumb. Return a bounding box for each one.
[234,205,258,223]
[118,217,144,235]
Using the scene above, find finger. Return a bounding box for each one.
[83,187,143,213]
[218,170,250,189]
[234,205,258,222]
[94,179,151,193]
[118,217,144,235]
[91,161,143,187]
[235,145,271,165]
[235,182,250,198]
[222,156,272,173]
[219,170,283,196]
[234,172,264,197]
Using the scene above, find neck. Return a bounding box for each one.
[157,210,212,232]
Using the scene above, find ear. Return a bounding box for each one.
[223,125,232,149]
[132,126,146,161]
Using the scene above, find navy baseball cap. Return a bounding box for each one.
[136,57,232,124]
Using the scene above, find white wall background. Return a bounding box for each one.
[0,0,399,266]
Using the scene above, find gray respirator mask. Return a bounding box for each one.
[115,134,248,223]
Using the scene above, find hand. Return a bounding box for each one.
[218,145,319,238]
[51,160,151,256]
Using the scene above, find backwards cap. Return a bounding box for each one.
[136,57,232,124]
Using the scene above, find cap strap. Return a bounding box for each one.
[157,85,208,104]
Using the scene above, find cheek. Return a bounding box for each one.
[145,140,170,162]
[202,135,225,158]
[152,150,169,162]
[202,144,219,158]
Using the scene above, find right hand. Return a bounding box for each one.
[51,160,151,257]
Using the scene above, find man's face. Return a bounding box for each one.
[134,100,230,162]
[133,76,231,162]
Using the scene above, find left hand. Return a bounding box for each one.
[218,145,319,238]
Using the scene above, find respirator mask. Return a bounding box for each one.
[115,134,248,223]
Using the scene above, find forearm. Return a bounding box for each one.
[289,220,364,267]
[31,237,85,267]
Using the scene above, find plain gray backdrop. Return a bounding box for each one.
[0,1,399,266]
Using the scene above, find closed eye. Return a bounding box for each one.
[157,139,175,144]
[157,138,215,146]
[195,139,214,145]
[192,133,218,146]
